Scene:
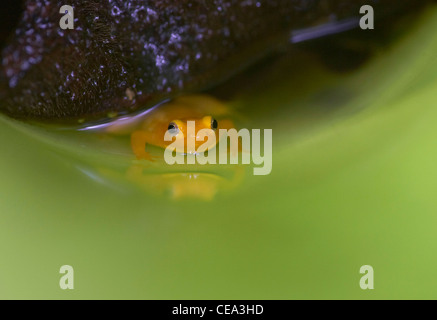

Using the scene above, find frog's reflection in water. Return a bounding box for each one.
[78,162,246,201]
[125,164,245,201]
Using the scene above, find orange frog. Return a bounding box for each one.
[107,95,236,160]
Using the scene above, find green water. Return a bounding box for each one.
[1,8,437,299]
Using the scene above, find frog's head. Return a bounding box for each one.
[165,115,219,154]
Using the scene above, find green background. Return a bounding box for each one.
[0,7,437,299]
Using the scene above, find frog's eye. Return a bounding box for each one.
[211,118,218,130]
[168,122,180,136]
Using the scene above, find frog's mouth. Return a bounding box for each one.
[170,140,219,156]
